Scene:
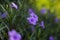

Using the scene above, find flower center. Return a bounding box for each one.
[31,19,34,22]
[13,35,17,39]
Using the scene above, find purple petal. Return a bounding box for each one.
[27,17,37,25]
[8,29,22,40]
[40,21,45,29]
[54,17,59,23]
[49,36,54,40]
[29,9,34,14]
[31,26,35,32]
[29,13,38,21]
[28,9,38,21]
[8,29,17,37]
[9,37,15,40]
[40,8,47,14]
[1,13,7,18]
[11,2,18,9]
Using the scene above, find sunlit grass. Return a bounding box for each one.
[35,0,60,18]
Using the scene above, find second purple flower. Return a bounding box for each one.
[8,29,22,40]
[27,9,38,25]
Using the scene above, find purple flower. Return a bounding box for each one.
[11,2,18,9]
[30,13,38,21]
[27,8,38,25]
[1,13,7,18]
[40,8,47,14]
[8,29,22,40]
[31,26,35,32]
[27,17,37,25]
[49,36,54,40]
[40,21,45,29]
[29,9,38,21]
[29,9,34,14]
[54,17,59,23]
